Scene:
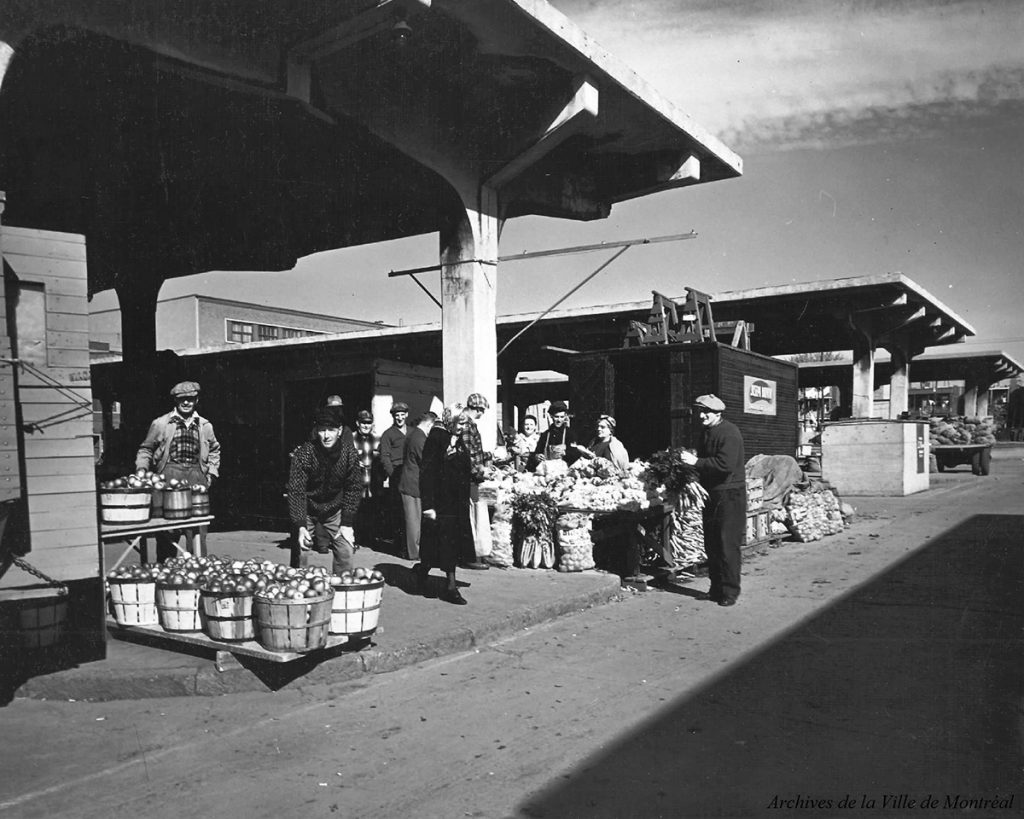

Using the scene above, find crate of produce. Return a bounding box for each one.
[745,477,765,510]
[200,589,254,642]
[253,592,333,653]
[99,487,152,525]
[155,582,203,632]
[329,573,384,639]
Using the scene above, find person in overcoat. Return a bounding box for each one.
[415,406,476,604]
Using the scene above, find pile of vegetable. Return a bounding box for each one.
[664,503,706,568]
[512,491,558,569]
[784,483,845,542]
[929,416,997,446]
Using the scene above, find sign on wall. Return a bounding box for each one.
[744,376,777,416]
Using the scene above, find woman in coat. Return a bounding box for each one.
[415,406,476,604]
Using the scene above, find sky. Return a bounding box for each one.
[91,0,1024,366]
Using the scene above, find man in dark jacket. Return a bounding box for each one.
[531,400,579,470]
[287,408,364,575]
[681,394,746,606]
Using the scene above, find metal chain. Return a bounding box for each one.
[12,557,69,595]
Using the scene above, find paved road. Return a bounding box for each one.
[2,452,1022,819]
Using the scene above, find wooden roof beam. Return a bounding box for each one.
[487,76,599,190]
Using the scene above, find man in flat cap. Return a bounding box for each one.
[531,400,580,470]
[379,401,410,551]
[287,408,363,575]
[136,381,221,560]
[680,394,746,607]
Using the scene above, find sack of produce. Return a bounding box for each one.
[784,483,845,542]
[556,512,595,572]
[490,519,514,567]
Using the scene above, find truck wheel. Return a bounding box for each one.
[979,448,991,476]
[936,460,945,473]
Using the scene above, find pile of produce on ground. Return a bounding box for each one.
[783,482,846,542]
[555,512,595,572]
[929,416,997,446]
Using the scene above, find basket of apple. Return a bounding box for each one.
[99,471,160,525]
[106,564,160,625]
[252,565,335,652]
[329,567,385,639]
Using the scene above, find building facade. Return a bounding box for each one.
[90,293,391,354]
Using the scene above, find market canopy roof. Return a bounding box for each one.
[0,1,742,296]
[797,349,1023,390]
[492,272,976,371]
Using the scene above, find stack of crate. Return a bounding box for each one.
[744,477,771,545]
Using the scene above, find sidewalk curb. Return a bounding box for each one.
[16,578,623,702]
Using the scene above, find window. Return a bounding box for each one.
[227,321,253,343]
[226,319,327,344]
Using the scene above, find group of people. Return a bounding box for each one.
[136,382,746,609]
[286,392,498,605]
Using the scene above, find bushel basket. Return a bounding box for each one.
[201,589,254,642]
[155,583,203,632]
[330,580,384,639]
[100,488,152,525]
[108,578,158,626]
[253,592,333,653]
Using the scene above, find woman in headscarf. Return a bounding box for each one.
[574,414,630,473]
[414,404,476,604]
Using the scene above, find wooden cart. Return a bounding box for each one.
[932,443,992,476]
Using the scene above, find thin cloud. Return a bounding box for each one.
[553,0,1024,150]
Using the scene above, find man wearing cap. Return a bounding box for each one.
[352,409,380,549]
[136,381,221,561]
[379,402,409,550]
[680,394,746,607]
[531,401,580,469]
[287,408,363,575]
[398,410,437,561]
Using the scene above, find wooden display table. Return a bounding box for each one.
[107,618,354,666]
[101,515,214,570]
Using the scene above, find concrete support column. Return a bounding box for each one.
[962,385,978,418]
[962,376,992,418]
[887,344,911,419]
[439,184,502,450]
[851,337,876,418]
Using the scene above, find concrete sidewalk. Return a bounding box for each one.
[13,531,623,702]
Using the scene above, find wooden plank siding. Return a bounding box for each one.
[2,226,99,585]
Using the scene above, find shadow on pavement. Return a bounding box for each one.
[519,514,1024,818]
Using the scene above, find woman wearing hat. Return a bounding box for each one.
[416,404,476,604]
[574,414,630,473]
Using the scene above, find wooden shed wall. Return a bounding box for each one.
[1,226,98,584]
